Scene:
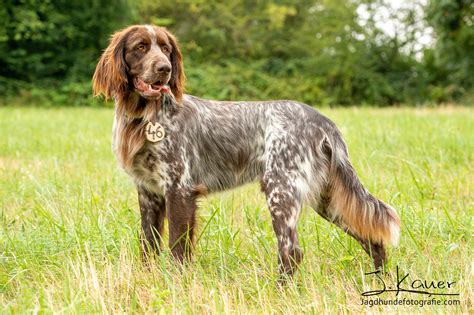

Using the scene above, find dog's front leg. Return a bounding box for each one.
[138,186,166,260]
[165,186,197,263]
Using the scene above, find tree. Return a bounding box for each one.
[0,0,132,92]
[426,0,474,91]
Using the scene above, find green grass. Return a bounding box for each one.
[0,106,472,314]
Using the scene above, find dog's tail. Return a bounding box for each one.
[324,130,400,247]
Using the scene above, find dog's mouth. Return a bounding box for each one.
[133,77,170,98]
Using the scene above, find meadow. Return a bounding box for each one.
[0,105,472,313]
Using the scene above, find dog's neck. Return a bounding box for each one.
[117,91,178,123]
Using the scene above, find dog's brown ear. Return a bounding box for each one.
[164,29,185,103]
[92,28,129,101]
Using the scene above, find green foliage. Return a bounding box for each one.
[0,0,472,105]
[0,0,132,96]
[138,0,433,105]
[184,59,330,104]
[426,0,474,91]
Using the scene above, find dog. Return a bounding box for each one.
[92,24,400,276]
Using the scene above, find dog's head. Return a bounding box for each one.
[93,25,185,103]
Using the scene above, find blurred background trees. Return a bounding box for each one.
[426,0,473,99]
[0,0,472,106]
[0,0,133,105]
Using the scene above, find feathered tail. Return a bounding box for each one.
[325,132,400,247]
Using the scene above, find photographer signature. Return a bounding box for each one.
[362,266,460,297]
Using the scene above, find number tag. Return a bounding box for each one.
[145,122,165,143]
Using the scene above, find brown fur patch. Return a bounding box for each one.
[92,26,135,102]
[114,99,163,170]
[166,186,198,262]
[192,183,208,197]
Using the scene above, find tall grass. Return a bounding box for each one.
[0,106,472,313]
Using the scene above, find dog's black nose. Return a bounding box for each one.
[157,64,171,74]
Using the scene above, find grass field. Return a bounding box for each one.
[0,106,472,313]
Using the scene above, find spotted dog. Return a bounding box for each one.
[93,24,401,277]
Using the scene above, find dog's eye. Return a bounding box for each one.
[136,44,146,51]
[162,46,170,54]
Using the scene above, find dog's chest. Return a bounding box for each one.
[129,144,170,195]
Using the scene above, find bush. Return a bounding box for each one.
[0,0,132,98]
[1,81,107,107]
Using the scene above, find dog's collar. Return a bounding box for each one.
[121,115,166,143]
[118,92,178,143]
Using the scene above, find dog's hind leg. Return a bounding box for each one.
[348,231,386,270]
[261,177,304,277]
[138,186,166,259]
[313,196,387,270]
